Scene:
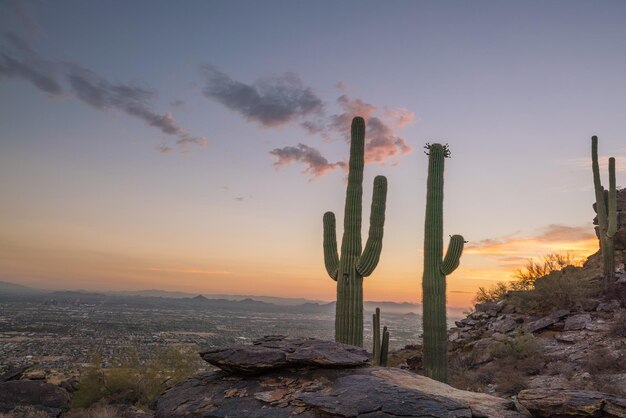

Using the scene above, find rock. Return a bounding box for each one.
[597,300,621,312]
[563,313,592,331]
[59,376,80,393]
[525,309,570,333]
[0,366,27,382]
[0,380,70,417]
[200,335,369,374]
[156,367,527,418]
[517,388,626,417]
[554,332,578,344]
[492,317,519,334]
[159,337,527,417]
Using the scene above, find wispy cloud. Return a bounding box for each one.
[201,65,323,127]
[199,66,414,179]
[0,32,205,152]
[0,31,63,96]
[269,143,346,178]
[147,267,232,275]
[466,224,598,266]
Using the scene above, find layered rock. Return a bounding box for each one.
[157,336,527,417]
[0,380,71,418]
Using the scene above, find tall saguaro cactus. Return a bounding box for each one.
[422,143,464,383]
[323,117,388,347]
[591,136,617,290]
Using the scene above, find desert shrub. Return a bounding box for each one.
[493,369,527,395]
[474,282,512,304]
[474,252,585,304]
[584,346,626,374]
[72,345,201,409]
[72,353,107,408]
[509,267,600,314]
[63,405,120,418]
[490,331,542,361]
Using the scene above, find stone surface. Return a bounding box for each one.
[525,309,570,333]
[159,337,527,417]
[0,380,71,417]
[517,388,626,417]
[563,313,592,331]
[200,335,369,374]
[156,367,527,418]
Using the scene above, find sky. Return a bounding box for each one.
[1,1,625,308]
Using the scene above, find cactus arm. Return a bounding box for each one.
[592,136,609,232]
[440,235,465,275]
[356,176,387,277]
[607,157,617,238]
[323,211,339,280]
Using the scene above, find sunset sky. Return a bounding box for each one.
[1,1,625,308]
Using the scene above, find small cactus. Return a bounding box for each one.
[323,117,388,347]
[591,136,617,290]
[421,143,464,383]
[371,307,389,367]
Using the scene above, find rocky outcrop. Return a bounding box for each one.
[157,336,527,417]
[517,389,626,417]
[0,380,71,417]
[200,335,369,374]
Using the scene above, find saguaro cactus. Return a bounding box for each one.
[591,136,617,290]
[422,143,464,383]
[371,307,390,366]
[323,117,387,347]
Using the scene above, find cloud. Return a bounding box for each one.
[0,32,205,152]
[270,143,346,178]
[200,65,323,127]
[199,67,415,178]
[465,224,598,267]
[0,31,63,96]
[67,65,207,148]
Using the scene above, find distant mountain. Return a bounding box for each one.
[0,281,45,297]
[0,280,475,316]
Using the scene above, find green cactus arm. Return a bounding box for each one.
[592,136,609,233]
[356,176,387,277]
[323,211,339,280]
[607,157,617,238]
[440,235,465,275]
[380,326,390,367]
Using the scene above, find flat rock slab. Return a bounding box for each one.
[518,388,626,417]
[525,309,570,333]
[200,335,369,374]
[0,380,71,418]
[156,366,526,418]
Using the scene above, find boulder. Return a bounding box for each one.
[525,310,570,333]
[159,337,527,417]
[200,335,369,374]
[156,367,527,418]
[563,313,592,331]
[517,388,626,417]
[0,380,71,417]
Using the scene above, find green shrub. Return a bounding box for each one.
[72,345,201,409]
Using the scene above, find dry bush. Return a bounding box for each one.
[489,331,542,361]
[0,406,50,418]
[509,267,600,314]
[584,346,626,374]
[474,252,585,305]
